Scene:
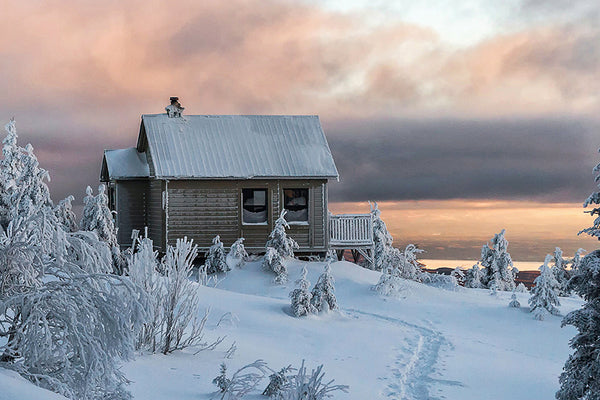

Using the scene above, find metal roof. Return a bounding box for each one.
[103,148,150,180]
[137,114,339,179]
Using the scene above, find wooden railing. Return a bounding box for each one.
[329,213,373,247]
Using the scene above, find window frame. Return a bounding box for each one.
[241,188,269,226]
[282,188,310,225]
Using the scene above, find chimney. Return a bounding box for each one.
[165,96,184,118]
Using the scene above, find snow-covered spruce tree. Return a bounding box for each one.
[263,246,287,284]
[451,267,465,286]
[569,248,586,274]
[528,254,561,320]
[557,250,600,400]
[311,262,338,312]
[80,185,126,274]
[289,266,316,317]
[479,229,516,291]
[263,365,294,399]
[53,195,78,232]
[227,237,248,269]
[266,210,298,259]
[464,264,485,289]
[552,247,571,297]
[508,292,521,308]
[159,237,210,354]
[128,231,162,351]
[579,147,600,239]
[370,201,393,271]
[0,119,52,228]
[206,235,229,274]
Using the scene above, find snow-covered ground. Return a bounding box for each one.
[1,260,582,400]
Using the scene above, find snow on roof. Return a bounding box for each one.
[103,148,150,179]
[138,114,339,179]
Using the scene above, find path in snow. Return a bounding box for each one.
[346,308,462,400]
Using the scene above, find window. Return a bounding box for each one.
[242,189,268,224]
[283,189,309,223]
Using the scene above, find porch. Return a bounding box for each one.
[328,213,374,267]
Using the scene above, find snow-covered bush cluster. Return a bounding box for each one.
[290,263,338,317]
[213,359,348,400]
[0,120,148,400]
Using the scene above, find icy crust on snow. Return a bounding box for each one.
[139,114,339,179]
[119,260,582,400]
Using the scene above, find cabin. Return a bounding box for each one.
[100,98,342,255]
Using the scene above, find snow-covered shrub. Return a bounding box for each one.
[282,360,349,400]
[263,365,294,399]
[508,292,521,308]
[464,264,485,289]
[479,229,516,291]
[263,246,287,284]
[311,262,338,312]
[557,250,600,400]
[53,195,78,232]
[420,272,459,291]
[227,237,248,269]
[373,264,405,296]
[206,235,229,274]
[515,282,528,293]
[266,210,298,259]
[370,201,393,271]
[158,237,209,354]
[290,267,316,317]
[1,273,146,400]
[212,360,270,400]
[528,254,561,320]
[63,230,113,274]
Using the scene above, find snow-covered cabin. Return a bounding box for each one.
[100,98,339,254]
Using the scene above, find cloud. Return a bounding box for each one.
[326,117,600,203]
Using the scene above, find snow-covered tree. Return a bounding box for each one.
[515,282,528,293]
[80,185,125,274]
[289,267,316,317]
[266,210,298,259]
[53,195,78,232]
[508,292,521,308]
[263,247,287,284]
[451,267,465,286]
[479,229,516,291]
[370,201,393,271]
[206,235,229,274]
[311,262,338,312]
[557,250,600,400]
[227,237,248,269]
[528,254,561,320]
[0,119,52,228]
[569,248,586,274]
[579,147,600,238]
[464,264,485,289]
[373,264,404,296]
[552,247,571,297]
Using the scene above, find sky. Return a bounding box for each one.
[1,0,599,262]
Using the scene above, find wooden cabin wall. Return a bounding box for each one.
[165,179,328,252]
[115,180,148,247]
[147,179,165,251]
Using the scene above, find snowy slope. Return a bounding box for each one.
[2,260,582,400]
